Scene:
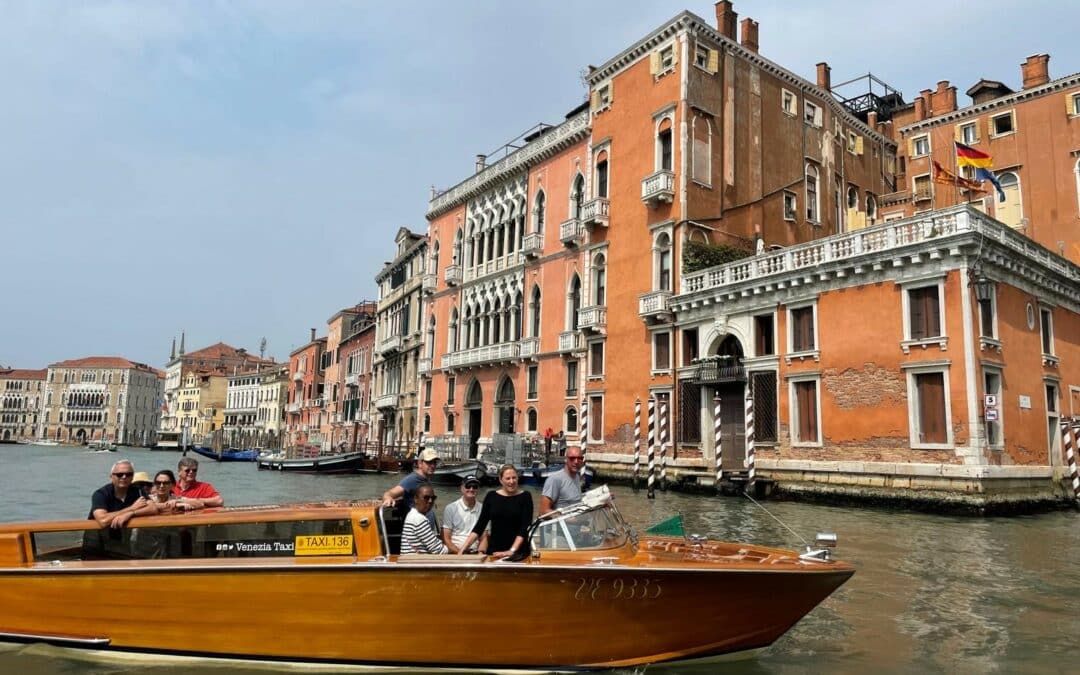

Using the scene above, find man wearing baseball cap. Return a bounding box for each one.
[442,475,488,554]
[382,447,440,527]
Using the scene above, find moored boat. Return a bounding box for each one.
[189,446,259,462]
[255,450,395,474]
[0,486,853,670]
[86,440,117,452]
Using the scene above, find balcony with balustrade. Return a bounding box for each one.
[641,170,675,206]
[378,334,403,355]
[422,273,437,294]
[577,305,607,333]
[444,264,462,286]
[559,218,582,246]
[518,337,540,360]
[638,290,672,323]
[440,342,520,370]
[522,232,544,258]
[373,392,399,410]
[292,369,305,382]
[692,359,747,384]
[558,331,583,354]
[344,373,359,387]
[418,357,431,375]
[580,197,609,228]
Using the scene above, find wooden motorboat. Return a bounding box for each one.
[256,450,400,474]
[0,486,854,670]
[429,458,493,484]
[190,446,258,462]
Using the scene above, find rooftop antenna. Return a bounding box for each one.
[259,337,268,360]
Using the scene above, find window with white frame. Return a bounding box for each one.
[691,113,712,185]
[533,190,545,234]
[788,375,821,446]
[1040,306,1055,356]
[977,286,997,340]
[656,118,673,171]
[654,232,672,291]
[781,89,797,116]
[593,83,612,112]
[903,281,944,341]
[565,405,578,433]
[527,365,538,400]
[566,360,578,397]
[805,164,820,222]
[694,43,709,69]
[1045,381,1060,458]
[907,365,951,448]
[783,191,797,221]
[959,122,978,145]
[658,45,675,73]
[592,252,607,305]
[588,394,604,443]
[788,303,817,354]
[913,174,932,201]
[595,151,609,198]
[911,134,930,157]
[755,314,775,356]
[588,340,604,378]
[1071,92,1080,116]
[653,331,671,371]
[804,101,821,127]
[983,368,1003,448]
[526,407,537,433]
[990,111,1015,137]
[866,193,877,222]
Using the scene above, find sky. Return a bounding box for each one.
[2,0,1076,369]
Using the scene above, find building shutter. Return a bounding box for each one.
[855,136,864,155]
[590,90,600,112]
[707,48,719,74]
[650,52,660,76]
[917,372,946,444]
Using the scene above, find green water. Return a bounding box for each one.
[1,445,1078,674]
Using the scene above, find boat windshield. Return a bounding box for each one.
[531,486,630,552]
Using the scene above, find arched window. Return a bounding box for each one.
[592,253,607,306]
[513,292,523,341]
[565,406,579,433]
[527,407,538,433]
[995,172,1023,229]
[492,297,503,344]
[568,274,582,330]
[431,241,440,276]
[534,190,546,234]
[530,286,542,338]
[805,164,820,222]
[657,118,673,171]
[866,193,878,223]
[846,186,858,209]
[453,228,462,265]
[446,412,455,433]
[571,174,585,219]
[423,414,430,433]
[449,308,459,352]
[595,152,609,199]
[655,233,672,291]
[426,316,436,360]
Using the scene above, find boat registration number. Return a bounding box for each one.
[294,534,354,556]
[574,577,662,601]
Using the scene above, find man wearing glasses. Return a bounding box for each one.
[442,475,488,554]
[382,448,440,523]
[400,484,447,554]
[172,457,224,510]
[540,448,585,515]
[89,460,148,528]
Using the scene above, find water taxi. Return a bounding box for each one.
[0,487,853,670]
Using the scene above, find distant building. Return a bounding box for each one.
[370,228,427,447]
[224,369,263,441]
[0,368,46,442]
[40,357,163,446]
[256,364,289,440]
[286,329,327,450]
[323,303,377,450]
[176,370,227,441]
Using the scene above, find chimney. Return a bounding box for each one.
[920,89,933,116]
[740,18,759,53]
[913,96,926,121]
[475,154,487,173]
[816,62,831,91]
[867,111,878,129]
[715,1,737,40]
[1021,54,1050,89]
[309,328,316,343]
[932,80,958,114]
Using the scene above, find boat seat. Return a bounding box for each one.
[396,554,485,564]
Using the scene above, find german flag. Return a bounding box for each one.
[955,141,993,169]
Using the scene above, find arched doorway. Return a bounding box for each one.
[465,380,483,458]
[2,430,9,441]
[494,377,515,434]
[701,334,748,472]
[75,428,88,444]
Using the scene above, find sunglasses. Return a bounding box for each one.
[464,484,479,490]
[180,468,198,474]
[112,472,134,478]
[567,457,585,462]
[153,481,173,487]
[419,495,437,502]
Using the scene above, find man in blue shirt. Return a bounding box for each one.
[382,448,440,526]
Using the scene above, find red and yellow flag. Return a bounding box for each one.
[955,141,993,169]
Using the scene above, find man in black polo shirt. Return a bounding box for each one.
[89,459,148,529]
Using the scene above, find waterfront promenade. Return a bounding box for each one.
[1,444,1077,674]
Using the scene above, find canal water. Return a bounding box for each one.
[1,444,1078,674]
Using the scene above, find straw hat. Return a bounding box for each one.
[131,471,152,486]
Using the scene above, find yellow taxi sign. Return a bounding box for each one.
[294,534,354,556]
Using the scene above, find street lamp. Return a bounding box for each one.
[969,261,994,302]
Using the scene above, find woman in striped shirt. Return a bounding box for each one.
[401,484,448,554]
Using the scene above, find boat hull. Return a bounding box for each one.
[189,446,258,462]
[256,451,379,474]
[0,560,851,669]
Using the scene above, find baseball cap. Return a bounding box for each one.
[463,475,481,488]
[418,448,439,462]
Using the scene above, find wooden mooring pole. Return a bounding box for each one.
[1062,421,1080,507]
[745,387,755,492]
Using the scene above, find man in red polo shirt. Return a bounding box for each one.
[172,457,224,510]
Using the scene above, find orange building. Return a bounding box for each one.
[286,329,327,450]
[322,302,377,449]
[419,2,1079,508]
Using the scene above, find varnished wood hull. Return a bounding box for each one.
[0,558,850,669]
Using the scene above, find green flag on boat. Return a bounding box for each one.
[645,514,684,537]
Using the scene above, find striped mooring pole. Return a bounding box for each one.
[632,398,642,492]
[745,386,756,493]
[659,398,669,491]
[1062,421,1080,507]
[713,393,723,494]
[646,396,656,499]
[579,397,588,455]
